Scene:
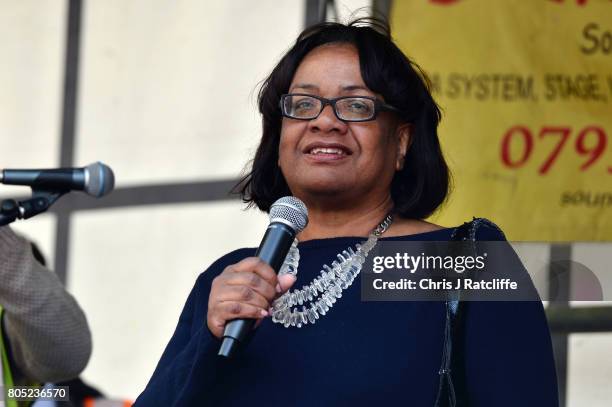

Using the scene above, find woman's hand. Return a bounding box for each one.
[207,257,297,339]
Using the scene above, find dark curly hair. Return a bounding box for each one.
[236,18,450,219]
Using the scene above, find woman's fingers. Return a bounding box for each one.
[215,285,270,310]
[215,301,268,319]
[222,271,277,301]
[229,257,278,287]
[207,258,297,339]
[207,258,278,339]
[220,259,278,301]
[208,301,268,339]
[277,274,297,295]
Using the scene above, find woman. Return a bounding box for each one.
[135,19,558,406]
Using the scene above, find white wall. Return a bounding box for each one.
[72,0,302,398]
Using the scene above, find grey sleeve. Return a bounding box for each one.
[0,226,92,383]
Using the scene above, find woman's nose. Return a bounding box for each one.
[307,104,348,134]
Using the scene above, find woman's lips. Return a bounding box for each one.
[304,148,349,162]
[302,143,353,162]
[310,147,345,155]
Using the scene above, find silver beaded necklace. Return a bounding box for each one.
[270,213,394,328]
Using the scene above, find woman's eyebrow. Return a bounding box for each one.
[341,85,370,92]
[291,83,319,91]
[289,84,370,92]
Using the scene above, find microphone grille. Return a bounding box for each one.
[85,162,115,198]
[269,196,308,233]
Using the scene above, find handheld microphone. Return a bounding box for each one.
[218,196,308,358]
[0,162,115,198]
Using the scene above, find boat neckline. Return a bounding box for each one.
[295,227,455,249]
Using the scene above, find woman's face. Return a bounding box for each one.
[278,43,409,205]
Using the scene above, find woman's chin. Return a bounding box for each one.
[294,181,355,199]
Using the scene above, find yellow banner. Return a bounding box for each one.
[391,0,612,241]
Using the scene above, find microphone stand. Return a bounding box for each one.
[0,189,66,226]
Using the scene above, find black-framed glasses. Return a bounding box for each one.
[279,93,400,122]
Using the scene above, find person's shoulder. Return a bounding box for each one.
[194,247,258,287]
[0,225,28,253]
[386,218,446,237]
[387,217,507,241]
[209,247,258,270]
[452,217,507,242]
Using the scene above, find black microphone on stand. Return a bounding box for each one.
[218,196,308,358]
[0,162,115,226]
[0,162,115,198]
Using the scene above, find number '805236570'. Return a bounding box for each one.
[5,386,68,401]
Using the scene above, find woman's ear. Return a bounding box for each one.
[395,123,412,171]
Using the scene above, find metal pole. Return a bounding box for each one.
[548,244,572,407]
[55,0,83,284]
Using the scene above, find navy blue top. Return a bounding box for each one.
[134,224,558,406]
